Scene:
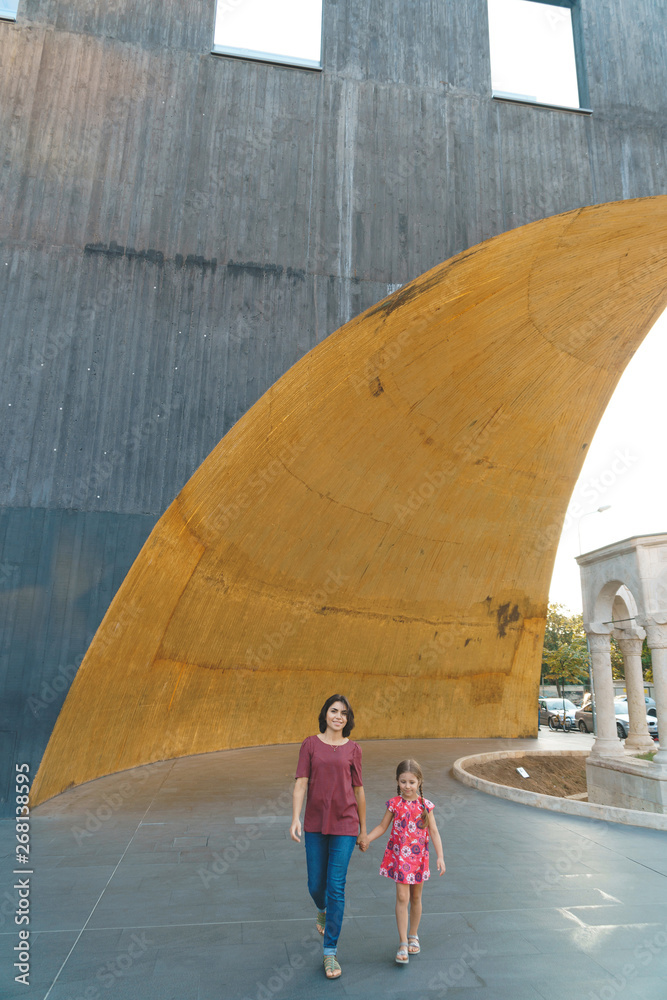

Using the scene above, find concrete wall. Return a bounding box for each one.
[587,757,667,813]
[1,0,666,811]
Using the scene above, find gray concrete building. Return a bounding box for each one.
[1,0,666,814]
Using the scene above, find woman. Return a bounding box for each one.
[290,694,366,980]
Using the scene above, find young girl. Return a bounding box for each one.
[360,759,445,964]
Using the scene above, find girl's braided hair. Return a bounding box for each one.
[396,758,429,828]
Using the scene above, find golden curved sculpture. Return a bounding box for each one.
[32,197,667,805]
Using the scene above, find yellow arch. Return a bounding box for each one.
[31,198,667,805]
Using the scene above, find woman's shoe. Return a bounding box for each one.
[395,942,409,964]
[323,955,342,979]
[408,935,420,954]
[316,910,326,936]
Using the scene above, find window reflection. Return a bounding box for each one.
[488,0,580,109]
[213,0,323,69]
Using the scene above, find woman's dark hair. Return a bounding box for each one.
[318,694,355,737]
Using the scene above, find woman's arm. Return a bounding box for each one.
[353,784,367,841]
[290,776,309,843]
[428,811,446,874]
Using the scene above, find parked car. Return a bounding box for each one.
[575,705,594,733]
[614,695,656,718]
[614,703,659,740]
[575,702,658,740]
[539,698,577,729]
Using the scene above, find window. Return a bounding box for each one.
[0,0,19,21]
[213,0,323,70]
[488,0,585,110]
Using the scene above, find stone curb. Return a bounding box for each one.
[452,749,667,831]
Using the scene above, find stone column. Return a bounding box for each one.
[587,632,621,758]
[614,627,654,752]
[643,622,667,770]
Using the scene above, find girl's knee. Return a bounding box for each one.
[396,884,410,902]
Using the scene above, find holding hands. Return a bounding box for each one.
[356,833,369,852]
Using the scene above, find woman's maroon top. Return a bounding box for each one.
[295,734,363,836]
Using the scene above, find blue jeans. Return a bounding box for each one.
[304,833,357,955]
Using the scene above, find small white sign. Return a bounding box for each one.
[516,767,530,778]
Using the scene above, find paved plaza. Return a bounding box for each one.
[2,730,667,1000]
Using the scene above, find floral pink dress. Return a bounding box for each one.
[379,795,434,884]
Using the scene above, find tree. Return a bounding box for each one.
[542,604,655,693]
[641,638,653,682]
[541,604,589,696]
[609,635,626,680]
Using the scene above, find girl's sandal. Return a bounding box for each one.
[408,935,420,954]
[395,942,409,964]
[316,910,326,936]
[323,955,342,979]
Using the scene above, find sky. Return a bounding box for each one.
[547,308,667,613]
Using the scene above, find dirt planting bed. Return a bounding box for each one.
[462,754,587,798]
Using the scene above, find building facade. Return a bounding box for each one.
[1,0,666,810]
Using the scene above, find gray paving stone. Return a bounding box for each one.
[19,736,667,1000]
[0,933,81,993]
[533,975,667,1000]
[44,972,200,1000]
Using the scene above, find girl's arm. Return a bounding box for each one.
[353,784,367,843]
[359,808,393,850]
[427,811,446,874]
[290,776,309,843]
